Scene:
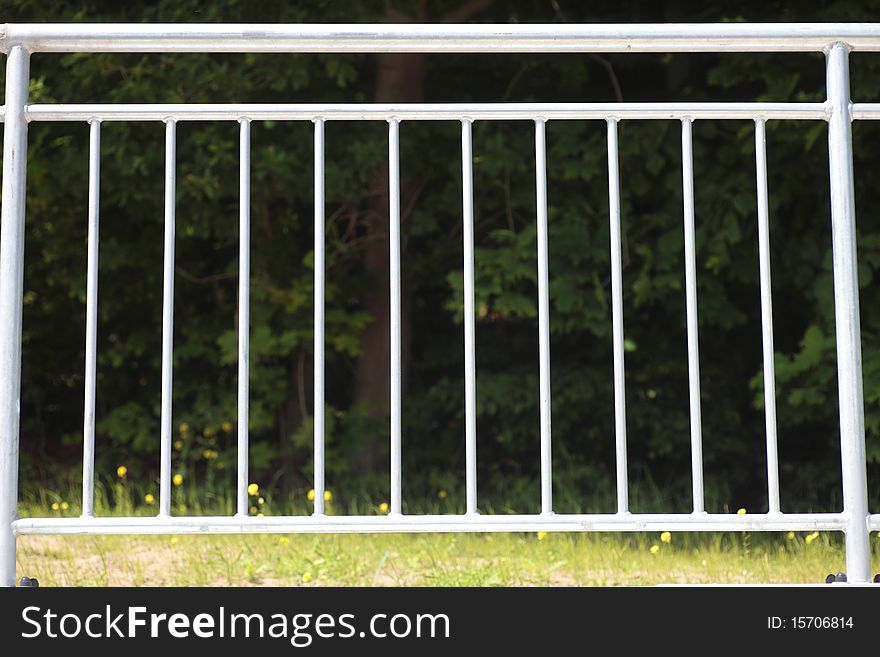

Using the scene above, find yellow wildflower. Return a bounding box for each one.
[174,440,183,451]
[116,465,127,479]
[805,531,820,545]
[660,531,672,543]
[278,537,290,545]
[170,537,178,545]
[179,422,190,435]
[221,421,233,433]
[537,531,547,541]
[51,502,60,511]
[258,497,265,505]
[172,473,184,486]
[302,572,312,583]
[248,483,259,496]
[61,501,69,510]
[144,494,155,505]
[737,508,747,515]
[650,544,660,554]
[378,502,389,514]
[438,489,447,499]
[256,512,264,517]
[307,489,316,501]
[323,490,332,502]
[250,506,258,514]
[202,449,218,460]
[786,531,795,540]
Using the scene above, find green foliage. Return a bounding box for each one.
[4,0,880,513]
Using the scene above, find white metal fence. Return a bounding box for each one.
[1,23,878,586]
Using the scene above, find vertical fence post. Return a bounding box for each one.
[81,119,101,519]
[313,118,326,516]
[607,118,629,515]
[534,119,553,515]
[388,118,402,516]
[461,118,478,516]
[236,118,251,518]
[754,118,781,515]
[0,45,30,587]
[681,117,705,515]
[826,42,871,583]
[159,119,176,517]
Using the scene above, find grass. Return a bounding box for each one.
[15,482,879,586]
[17,513,880,587]
[18,530,880,587]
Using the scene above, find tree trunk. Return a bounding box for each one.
[351,14,426,471]
[350,0,495,471]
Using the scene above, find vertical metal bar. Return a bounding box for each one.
[461,119,477,515]
[607,118,629,515]
[0,45,30,587]
[388,118,402,515]
[81,119,101,518]
[754,118,781,514]
[826,42,871,583]
[535,119,553,515]
[159,119,176,517]
[681,117,705,514]
[313,118,325,516]
[236,118,251,517]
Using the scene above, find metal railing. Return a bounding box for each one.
[1,23,877,586]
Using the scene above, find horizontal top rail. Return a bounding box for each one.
[18,103,880,123]
[17,102,831,122]
[14,102,880,123]
[4,23,880,54]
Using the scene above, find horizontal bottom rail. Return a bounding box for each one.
[12,512,853,535]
